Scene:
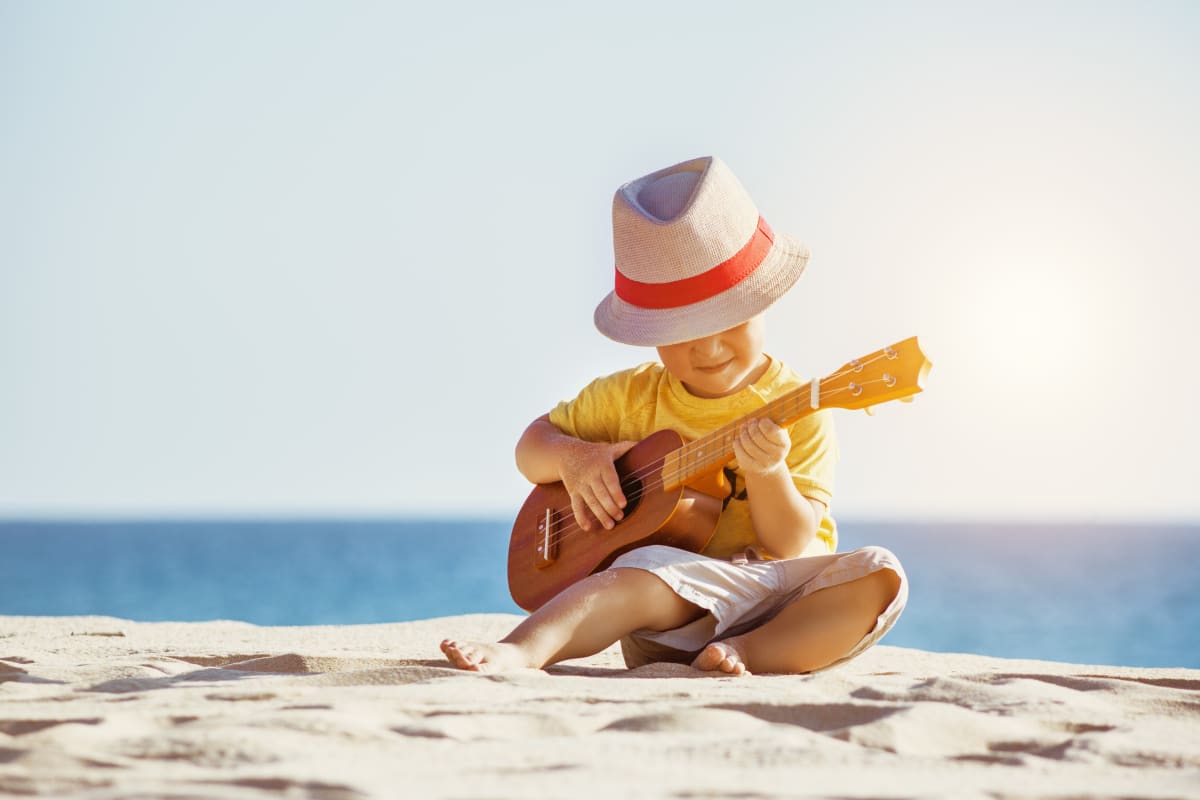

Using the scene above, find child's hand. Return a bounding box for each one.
[733,418,791,478]
[558,440,637,531]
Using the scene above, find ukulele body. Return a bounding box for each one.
[507,429,723,612]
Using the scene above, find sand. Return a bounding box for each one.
[1,614,1198,799]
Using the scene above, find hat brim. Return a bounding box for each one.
[593,233,810,347]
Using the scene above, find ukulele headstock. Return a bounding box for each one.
[819,337,931,411]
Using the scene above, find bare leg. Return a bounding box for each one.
[441,567,706,672]
[692,568,902,675]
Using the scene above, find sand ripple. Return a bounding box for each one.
[1,614,1197,799]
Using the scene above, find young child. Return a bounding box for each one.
[442,156,907,675]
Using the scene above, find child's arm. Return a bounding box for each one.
[515,415,637,532]
[734,418,824,558]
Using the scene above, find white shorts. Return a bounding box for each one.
[610,544,908,670]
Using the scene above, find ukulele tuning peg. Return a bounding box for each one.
[899,396,914,403]
[863,406,876,416]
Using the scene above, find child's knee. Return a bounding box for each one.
[850,546,905,610]
[605,566,682,604]
[872,566,903,607]
[605,567,706,631]
[854,566,903,626]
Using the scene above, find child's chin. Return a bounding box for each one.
[689,378,736,398]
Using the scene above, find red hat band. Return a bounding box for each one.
[613,216,775,311]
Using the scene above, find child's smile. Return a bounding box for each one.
[695,358,734,373]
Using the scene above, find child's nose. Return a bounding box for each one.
[694,337,724,358]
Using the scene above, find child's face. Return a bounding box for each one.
[656,316,769,399]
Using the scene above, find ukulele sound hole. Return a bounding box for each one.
[619,474,643,518]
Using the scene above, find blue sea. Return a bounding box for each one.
[1,519,1196,669]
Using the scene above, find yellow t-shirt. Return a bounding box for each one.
[547,356,839,557]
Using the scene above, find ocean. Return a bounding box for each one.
[0,519,1196,669]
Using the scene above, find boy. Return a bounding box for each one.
[442,156,907,675]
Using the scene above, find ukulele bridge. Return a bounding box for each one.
[534,507,558,569]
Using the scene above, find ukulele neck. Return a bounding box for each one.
[659,384,817,491]
[657,337,929,492]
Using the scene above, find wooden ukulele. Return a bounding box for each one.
[507,337,932,612]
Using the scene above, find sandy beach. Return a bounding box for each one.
[1,614,1198,799]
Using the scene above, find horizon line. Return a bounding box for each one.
[1,512,1197,528]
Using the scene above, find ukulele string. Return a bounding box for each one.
[539,365,891,542]
[540,375,887,548]
[540,398,785,531]
[541,370,876,532]
[650,347,897,478]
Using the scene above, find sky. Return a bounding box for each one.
[2,2,1198,523]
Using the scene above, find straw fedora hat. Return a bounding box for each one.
[594,156,810,347]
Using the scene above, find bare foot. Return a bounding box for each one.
[440,639,535,673]
[691,638,751,676]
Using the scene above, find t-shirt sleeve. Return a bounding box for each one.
[546,369,638,443]
[785,409,838,507]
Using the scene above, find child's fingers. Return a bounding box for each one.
[572,482,615,531]
[562,441,633,530]
[732,431,752,461]
[570,492,595,532]
[735,421,789,474]
[736,426,771,461]
[731,432,756,468]
[603,441,635,510]
[587,477,625,529]
[746,420,788,453]
[600,465,627,511]
[751,418,788,446]
[734,439,767,472]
